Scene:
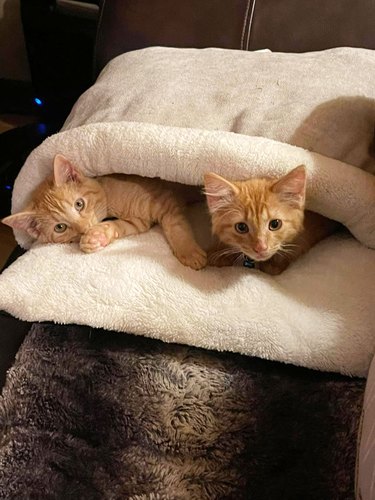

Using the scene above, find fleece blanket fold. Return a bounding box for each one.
[0,46,375,376]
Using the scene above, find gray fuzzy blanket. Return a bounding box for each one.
[0,323,364,499]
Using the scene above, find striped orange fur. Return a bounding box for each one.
[3,155,207,270]
[204,166,338,275]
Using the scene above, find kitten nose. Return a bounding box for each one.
[253,240,268,253]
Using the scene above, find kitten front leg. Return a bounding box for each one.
[80,218,151,253]
[160,212,207,270]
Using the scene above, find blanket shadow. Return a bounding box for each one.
[274,232,375,369]
[289,96,375,173]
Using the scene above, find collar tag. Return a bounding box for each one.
[243,255,255,269]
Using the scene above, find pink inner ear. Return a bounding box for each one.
[53,154,81,186]
[272,166,306,207]
[2,212,40,238]
[204,173,237,213]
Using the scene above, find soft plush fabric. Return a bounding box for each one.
[0,323,365,499]
[12,46,375,249]
[64,46,375,175]
[1,46,375,376]
[9,121,375,250]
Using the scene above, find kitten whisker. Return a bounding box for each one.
[282,243,299,249]
[212,247,241,258]
[277,247,297,258]
[234,254,245,266]
[278,246,295,254]
[209,246,242,264]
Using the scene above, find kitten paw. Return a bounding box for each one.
[80,224,117,253]
[176,246,207,270]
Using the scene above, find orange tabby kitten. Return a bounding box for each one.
[204,165,339,275]
[3,154,207,270]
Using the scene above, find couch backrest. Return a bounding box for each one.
[94,0,375,74]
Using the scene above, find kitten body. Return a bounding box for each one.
[3,155,207,270]
[204,166,338,275]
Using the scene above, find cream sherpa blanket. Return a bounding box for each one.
[1,47,375,376]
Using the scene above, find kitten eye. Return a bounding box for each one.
[269,219,282,231]
[74,198,85,212]
[54,223,67,233]
[235,222,249,234]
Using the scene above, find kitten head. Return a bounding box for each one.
[2,154,107,244]
[204,165,306,262]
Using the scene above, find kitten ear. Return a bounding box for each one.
[53,154,83,186]
[204,173,239,213]
[271,165,306,208]
[2,212,40,239]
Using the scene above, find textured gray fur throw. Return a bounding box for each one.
[0,323,364,499]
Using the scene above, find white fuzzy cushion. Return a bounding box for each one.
[1,46,375,376]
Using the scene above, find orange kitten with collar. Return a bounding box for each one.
[204,165,338,275]
[3,154,207,270]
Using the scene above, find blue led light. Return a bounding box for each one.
[37,123,47,134]
[5,185,12,190]
[34,97,43,106]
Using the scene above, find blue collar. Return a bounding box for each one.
[243,255,255,268]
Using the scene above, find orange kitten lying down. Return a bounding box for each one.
[3,154,207,270]
[204,166,339,275]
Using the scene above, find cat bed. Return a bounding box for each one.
[1,46,375,376]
